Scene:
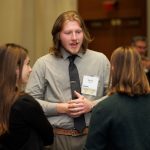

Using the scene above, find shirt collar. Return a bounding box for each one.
[60,47,84,60]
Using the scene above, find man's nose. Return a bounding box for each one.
[72,32,77,40]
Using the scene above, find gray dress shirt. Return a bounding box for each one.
[26,49,110,129]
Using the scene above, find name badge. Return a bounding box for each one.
[81,75,99,96]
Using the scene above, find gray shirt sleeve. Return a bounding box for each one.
[25,58,58,116]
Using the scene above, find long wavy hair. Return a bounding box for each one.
[0,43,28,135]
[50,10,92,57]
[108,46,150,96]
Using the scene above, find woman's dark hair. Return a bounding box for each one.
[108,46,150,96]
[0,43,28,135]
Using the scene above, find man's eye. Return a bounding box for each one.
[76,30,82,34]
[64,32,71,35]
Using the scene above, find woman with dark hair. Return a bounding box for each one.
[84,46,150,150]
[0,43,53,150]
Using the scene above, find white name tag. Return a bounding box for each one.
[81,75,99,96]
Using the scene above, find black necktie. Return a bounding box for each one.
[68,55,86,133]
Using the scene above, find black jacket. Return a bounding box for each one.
[84,93,150,150]
[0,94,54,150]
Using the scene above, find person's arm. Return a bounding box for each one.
[68,91,108,117]
[25,59,66,116]
[93,95,109,106]
[94,55,110,105]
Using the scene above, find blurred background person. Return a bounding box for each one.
[84,46,150,150]
[131,35,147,57]
[131,35,150,83]
[0,43,54,150]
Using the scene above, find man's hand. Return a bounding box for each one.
[67,91,94,117]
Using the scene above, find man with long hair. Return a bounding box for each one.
[26,10,110,150]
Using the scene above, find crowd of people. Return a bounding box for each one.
[0,10,150,150]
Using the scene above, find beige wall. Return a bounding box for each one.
[0,0,150,63]
[0,0,77,65]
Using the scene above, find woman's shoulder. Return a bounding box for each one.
[95,93,150,111]
[13,93,42,111]
[17,93,37,104]
[94,94,121,111]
